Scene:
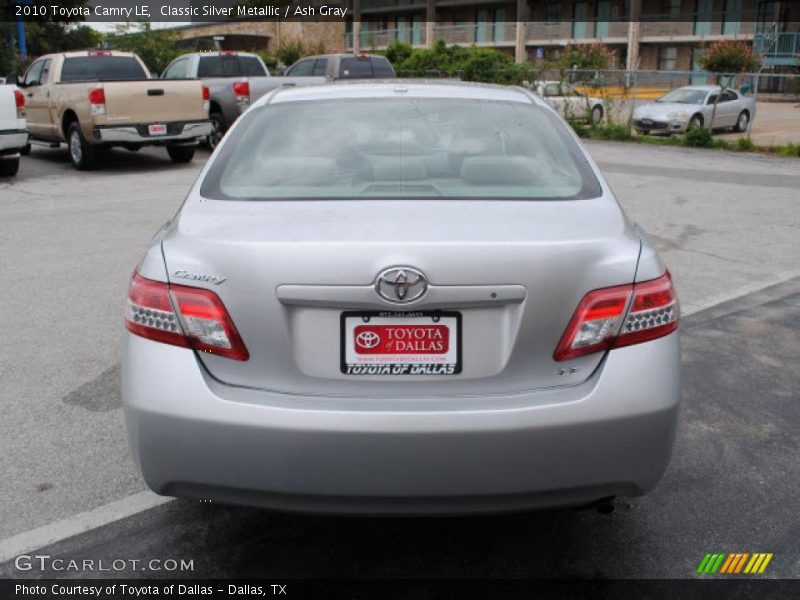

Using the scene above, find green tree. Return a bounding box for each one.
[698,40,761,75]
[105,23,182,76]
[275,39,305,69]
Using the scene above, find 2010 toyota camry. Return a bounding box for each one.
[122,81,680,514]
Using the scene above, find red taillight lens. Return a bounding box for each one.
[14,89,25,118]
[232,81,250,104]
[201,85,210,101]
[88,88,106,116]
[554,271,679,362]
[125,272,249,361]
[613,271,679,349]
[88,88,105,105]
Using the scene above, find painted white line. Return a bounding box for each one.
[0,491,172,564]
[681,268,800,316]
[1,270,798,562]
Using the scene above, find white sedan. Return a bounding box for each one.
[532,81,605,124]
[633,85,756,135]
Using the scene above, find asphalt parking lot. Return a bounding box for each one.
[1,141,798,579]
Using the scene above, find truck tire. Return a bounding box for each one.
[167,144,196,164]
[0,157,20,177]
[207,112,225,150]
[67,122,98,170]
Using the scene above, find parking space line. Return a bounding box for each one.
[2,268,800,565]
[0,491,171,564]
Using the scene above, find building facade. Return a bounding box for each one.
[347,0,800,71]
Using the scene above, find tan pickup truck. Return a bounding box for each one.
[17,50,212,169]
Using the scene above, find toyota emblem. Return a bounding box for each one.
[375,267,428,303]
[355,330,381,349]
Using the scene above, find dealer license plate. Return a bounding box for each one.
[148,124,167,136]
[341,311,462,376]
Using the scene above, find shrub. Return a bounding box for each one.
[735,137,756,152]
[556,44,617,71]
[697,40,761,74]
[588,123,633,141]
[684,126,714,148]
[275,39,305,68]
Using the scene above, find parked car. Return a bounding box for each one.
[161,51,324,149]
[285,52,396,81]
[18,50,212,169]
[532,81,605,124]
[633,85,755,135]
[123,81,680,514]
[0,84,28,176]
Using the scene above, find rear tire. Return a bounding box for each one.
[591,105,603,125]
[0,157,20,177]
[207,112,225,150]
[733,110,749,133]
[167,144,196,164]
[67,122,98,170]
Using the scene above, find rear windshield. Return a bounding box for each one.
[338,57,395,79]
[60,56,147,82]
[198,56,267,78]
[201,97,601,201]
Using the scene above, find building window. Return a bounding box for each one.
[545,2,562,23]
[658,47,678,70]
[662,0,681,17]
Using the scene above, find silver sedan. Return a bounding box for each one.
[633,85,756,135]
[122,81,681,514]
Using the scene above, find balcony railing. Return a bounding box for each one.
[433,22,516,45]
[526,20,628,41]
[346,26,427,49]
[639,12,755,38]
[754,32,800,66]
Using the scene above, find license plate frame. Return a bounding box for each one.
[340,310,462,376]
[148,123,167,136]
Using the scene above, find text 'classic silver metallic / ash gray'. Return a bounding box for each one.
[122,81,681,514]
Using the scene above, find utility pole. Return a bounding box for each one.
[626,0,641,75]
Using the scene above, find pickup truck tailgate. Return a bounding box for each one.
[102,81,205,123]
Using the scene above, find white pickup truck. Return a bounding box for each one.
[0,84,28,177]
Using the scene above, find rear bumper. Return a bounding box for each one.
[92,121,212,144]
[0,130,28,154]
[122,332,681,514]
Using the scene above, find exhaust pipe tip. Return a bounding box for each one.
[592,497,616,515]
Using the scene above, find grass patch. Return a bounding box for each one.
[571,122,798,158]
[735,137,756,152]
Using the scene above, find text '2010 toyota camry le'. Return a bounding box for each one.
[122,81,680,514]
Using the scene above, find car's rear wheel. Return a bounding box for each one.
[733,110,749,133]
[591,105,603,125]
[67,122,98,170]
[167,144,196,164]
[0,157,20,177]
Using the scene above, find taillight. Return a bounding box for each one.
[232,80,250,106]
[126,272,249,361]
[201,85,210,114]
[88,88,106,116]
[554,271,678,362]
[14,89,25,118]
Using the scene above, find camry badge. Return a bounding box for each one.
[173,270,227,285]
[375,267,427,303]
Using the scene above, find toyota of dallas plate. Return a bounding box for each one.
[341,311,462,376]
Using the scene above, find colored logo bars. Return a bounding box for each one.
[697,552,774,575]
